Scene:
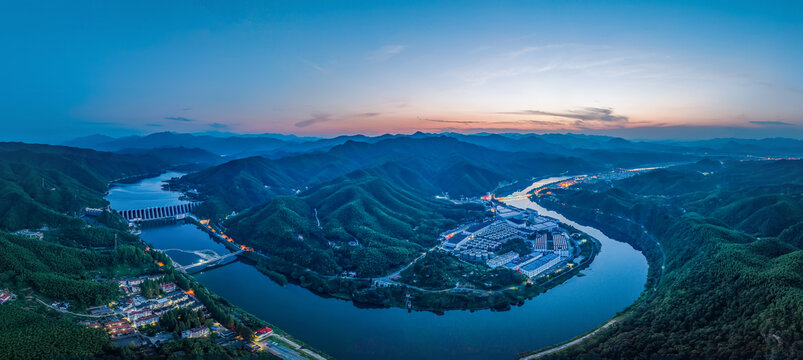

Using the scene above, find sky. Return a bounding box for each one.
[2,0,803,142]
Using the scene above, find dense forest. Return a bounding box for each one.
[0,231,159,308]
[226,171,485,277]
[0,142,164,230]
[174,136,606,216]
[0,143,287,359]
[0,303,110,359]
[535,159,803,359]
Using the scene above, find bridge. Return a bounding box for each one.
[174,249,245,273]
[118,202,200,223]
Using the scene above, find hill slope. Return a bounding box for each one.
[178,136,596,215]
[0,143,166,230]
[538,160,803,359]
[226,171,484,277]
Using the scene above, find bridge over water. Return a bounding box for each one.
[174,249,245,273]
[118,202,200,223]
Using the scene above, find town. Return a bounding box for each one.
[26,268,321,360]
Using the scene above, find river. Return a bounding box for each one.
[106,173,648,360]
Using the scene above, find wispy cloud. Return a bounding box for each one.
[498,107,629,125]
[302,59,327,74]
[164,116,196,122]
[295,113,332,128]
[356,112,382,117]
[748,120,794,126]
[424,118,566,128]
[210,122,230,130]
[506,43,583,58]
[369,45,406,61]
[424,118,482,124]
[146,123,163,127]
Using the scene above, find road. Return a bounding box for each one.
[36,298,108,318]
[255,334,312,360]
[520,320,617,359]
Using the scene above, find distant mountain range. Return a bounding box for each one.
[66,131,803,160]
[172,136,605,215]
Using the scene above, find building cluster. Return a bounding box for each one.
[101,319,136,339]
[79,275,210,345]
[440,202,580,279]
[532,232,570,257]
[487,251,563,278]
[443,220,526,262]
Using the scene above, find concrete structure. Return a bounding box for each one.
[182,326,210,339]
[486,252,519,268]
[533,234,548,251]
[552,232,570,257]
[519,253,561,278]
[104,319,136,338]
[443,233,470,250]
[160,282,177,293]
[12,229,43,240]
[532,220,559,232]
[133,314,159,327]
[473,221,520,242]
[174,249,245,273]
[255,326,274,341]
[127,309,152,321]
[118,202,200,223]
[85,207,105,217]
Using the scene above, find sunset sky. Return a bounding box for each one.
[3,1,803,141]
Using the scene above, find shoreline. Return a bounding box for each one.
[186,176,603,313]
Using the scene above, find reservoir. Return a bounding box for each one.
[107,173,648,360]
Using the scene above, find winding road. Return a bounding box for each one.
[520,319,617,359]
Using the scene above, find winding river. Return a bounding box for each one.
[106,173,648,360]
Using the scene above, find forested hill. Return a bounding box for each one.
[226,170,484,277]
[0,142,166,230]
[175,136,610,216]
[539,159,803,359]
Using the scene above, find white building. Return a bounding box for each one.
[486,252,519,269]
[519,253,561,278]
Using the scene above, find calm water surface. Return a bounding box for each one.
[107,174,648,360]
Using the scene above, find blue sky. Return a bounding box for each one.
[2,1,802,141]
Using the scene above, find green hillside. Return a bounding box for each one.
[0,143,165,230]
[535,160,803,359]
[178,136,598,216]
[226,171,484,277]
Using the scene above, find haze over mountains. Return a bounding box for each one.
[67,131,803,158]
[62,131,803,218]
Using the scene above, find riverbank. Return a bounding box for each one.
[111,173,648,360]
[107,173,332,360]
[193,200,602,313]
[513,181,668,358]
